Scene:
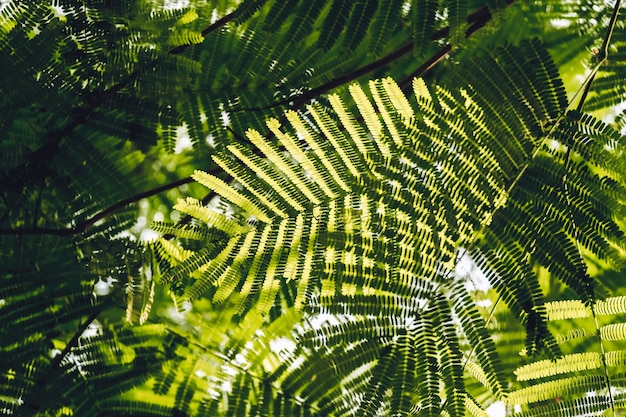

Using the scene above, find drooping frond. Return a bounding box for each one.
[369,0,405,56]
[447,0,469,44]
[0,229,177,415]
[412,0,439,55]
[452,281,507,398]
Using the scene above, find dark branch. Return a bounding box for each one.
[597,0,622,62]
[0,177,194,236]
[73,176,195,234]
[168,5,251,55]
[234,0,516,114]
[49,307,105,372]
[399,0,515,91]
[399,45,452,92]
[21,306,105,413]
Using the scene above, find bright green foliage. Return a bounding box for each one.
[2,0,626,416]
[156,39,626,414]
[506,296,626,415]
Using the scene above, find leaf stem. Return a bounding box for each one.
[49,307,104,372]
[168,4,253,55]
[561,1,621,412]
[570,0,621,113]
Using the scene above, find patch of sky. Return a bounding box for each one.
[162,0,189,10]
[454,250,491,292]
[174,123,192,154]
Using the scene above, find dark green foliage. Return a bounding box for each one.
[2,0,626,416]
[412,0,439,55]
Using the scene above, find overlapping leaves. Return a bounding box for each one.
[156,39,626,415]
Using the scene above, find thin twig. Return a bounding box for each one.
[168,5,252,55]
[398,45,452,91]
[436,293,504,415]
[20,307,105,415]
[49,308,105,372]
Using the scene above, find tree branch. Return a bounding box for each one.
[235,0,516,114]
[21,306,105,414]
[73,176,195,234]
[168,4,253,55]
[399,0,515,91]
[398,45,452,91]
[0,177,194,236]
[49,307,105,372]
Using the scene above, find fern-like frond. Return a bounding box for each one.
[155,39,623,414]
[447,0,468,45]
[507,291,626,415]
[514,352,604,381]
[596,296,626,315]
[411,0,439,56]
[508,374,606,406]
[452,281,507,397]
[544,299,592,320]
[156,38,596,415]
[342,0,379,51]
[318,0,354,51]
[4,1,626,417]
[369,0,405,56]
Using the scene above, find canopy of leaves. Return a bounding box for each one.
[1,0,626,416]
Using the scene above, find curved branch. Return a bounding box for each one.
[74,176,195,234]
[235,0,516,115]
[0,177,194,236]
[21,306,105,414]
[574,0,622,112]
[399,0,515,91]
[168,4,254,55]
